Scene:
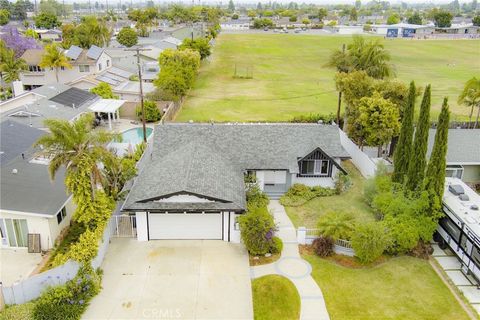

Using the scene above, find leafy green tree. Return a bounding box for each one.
[458,77,480,128]
[387,13,400,24]
[102,153,137,200]
[253,18,273,28]
[318,8,328,21]
[350,7,358,21]
[302,18,311,26]
[136,100,161,122]
[60,23,75,48]
[392,81,416,184]
[74,16,111,48]
[39,43,72,83]
[356,92,400,155]
[232,13,239,20]
[406,85,431,191]
[34,12,61,29]
[473,15,480,27]
[408,12,422,25]
[0,45,27,83]
[433,9,453,27]
[39,0,62,15]
[117,27,138,47]
[179,38,211,60]
[424,98,450,200]
[228,0,235,12]
[0,8,9,25]
[24,28,38,39]
[316,211,355,240]
[90,82,118,99]
[351,222,389,264]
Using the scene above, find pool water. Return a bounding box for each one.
[120,127,153,144]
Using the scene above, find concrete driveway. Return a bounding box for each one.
[0,248,42,286]
[83,239,253,320]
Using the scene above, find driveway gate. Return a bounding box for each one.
[110,215,137,238]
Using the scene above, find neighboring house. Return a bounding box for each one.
[2,84,97,129]
[19,45,112,90]
[0,120,74,251]
[69,66,155,102]
[372,23,435,37]
[331,25,364,34]
[220,19,252,30]
[35,29,62,42]
[427,129,480,184]
[122,123,350,242]
[434,24,479,34]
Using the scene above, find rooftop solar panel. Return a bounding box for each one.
[65,45,82,60]
[86,45,104,60]
[49,88,96,108]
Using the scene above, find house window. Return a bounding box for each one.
[60,66,65,70]
[98,63,102,71]
[4,218,28,247]
[300,160,329,176]
[79,65,90,72]
[106,60,110,67]
[56,207,67,224]
[28,65,44,72]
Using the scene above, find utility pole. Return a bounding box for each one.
[336,43,346,128]
[124,47,151,143]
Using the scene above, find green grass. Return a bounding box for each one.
[304,254,470,320]
[0,302,35,320]
[285,161,374,228]
[252,275,301,320]
[178,34,480,122]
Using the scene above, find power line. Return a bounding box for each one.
[185,90,337,102]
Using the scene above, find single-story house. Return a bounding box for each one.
[427,128,480,184]
[220,19,252,30]
[122,123,350,242]
[0,120,74,251]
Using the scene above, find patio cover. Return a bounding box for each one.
[88,99,126,113]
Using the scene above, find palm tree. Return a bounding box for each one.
[458,77,480,128]
[0,45,28,83]
[317,211,355,240]
[39,43,72,83]
[35,114,114,195]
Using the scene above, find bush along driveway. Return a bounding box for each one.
[250,200,330,320]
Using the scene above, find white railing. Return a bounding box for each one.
[298,227,355,256]
[110,215,136,238]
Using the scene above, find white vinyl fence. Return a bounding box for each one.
[110,215,136,238]
[2,219,113,305]
[297,227,355,257]
[338,129,376,178]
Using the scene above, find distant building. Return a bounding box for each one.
[19,45,112,90]
[331,25,364,35]
[372,23,435,37]
[220,19,252,30]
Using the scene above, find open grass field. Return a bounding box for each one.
[252,275,301,320]
[178,34,480,122]
[304,254,470,320]
[285,161,375,228]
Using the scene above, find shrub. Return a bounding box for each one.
[238,206,277,256]
[246,183,269,211]
[312,236,334,257]
[136,100,162,122]
[290,112,340,125]
[117,27,138,47]
[317,211,355,240]
[334,172,351,194]
[33,267,102,320]
[270,236,283,254]
[351,222,389,264]
[280,184,335,207]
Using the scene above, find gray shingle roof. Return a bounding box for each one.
[427,129,480,164]
[123,123,349,212]
[0,120,44,166]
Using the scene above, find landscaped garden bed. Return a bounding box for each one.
[252,274,300,320]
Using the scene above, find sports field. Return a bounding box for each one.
[177,34,480,122]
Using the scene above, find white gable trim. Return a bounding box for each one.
[154,194,215,203]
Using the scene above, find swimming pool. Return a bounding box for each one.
[120,127,153,144]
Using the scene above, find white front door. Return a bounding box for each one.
[148,213,223,240]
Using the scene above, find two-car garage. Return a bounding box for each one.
[147,212,224,240]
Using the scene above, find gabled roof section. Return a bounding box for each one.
[123,142,246,212]
[86,45,104,60]
[65,45,82,60]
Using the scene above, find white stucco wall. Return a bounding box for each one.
[256,171,265,191]
[135,212,148,241]
[291,175,335,188]
[46,197,75,249]
[462,165,480,183]
[0,92,43,114]
[230,212,241,243]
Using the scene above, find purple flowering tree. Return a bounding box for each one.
[1,26,40,58]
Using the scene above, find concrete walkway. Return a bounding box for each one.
[250,200,330,320]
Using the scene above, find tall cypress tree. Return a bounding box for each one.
[424,98,450,200]
[406,84,431,191]
[392,81,416,184]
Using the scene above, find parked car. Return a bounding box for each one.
[294,28,302,33]
[264,27,269,31]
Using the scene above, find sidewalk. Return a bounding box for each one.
[250,200,330,320]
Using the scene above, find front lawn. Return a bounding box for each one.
[285,161,374,228]
[304,254,470,320]
[252,275,301,320]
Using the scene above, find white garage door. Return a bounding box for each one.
[148,213,223,240]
